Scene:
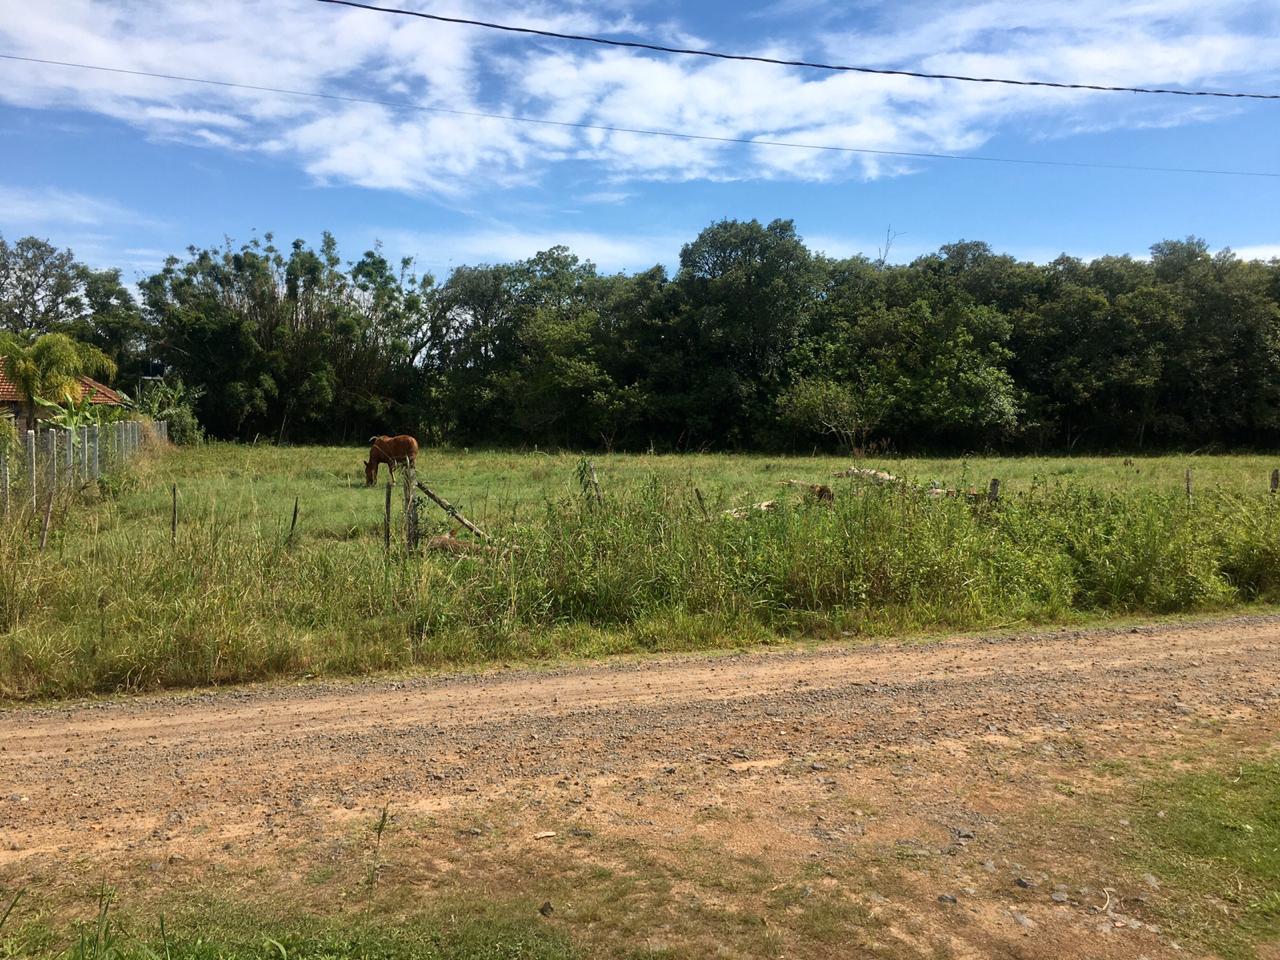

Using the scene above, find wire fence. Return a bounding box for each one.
[0,419,168,517]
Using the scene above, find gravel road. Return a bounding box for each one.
[3,616,1278,958]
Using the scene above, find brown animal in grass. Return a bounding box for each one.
[365,434,419,486]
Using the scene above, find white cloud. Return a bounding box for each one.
[579,190,633,204]
[0,184,157,229]
[0,0,1276,197]
[1231,244,1280,261]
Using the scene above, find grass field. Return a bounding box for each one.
[2,443,1280,700]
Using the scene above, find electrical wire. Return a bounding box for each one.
[314,0,1280,101]
[2,53,1277,179]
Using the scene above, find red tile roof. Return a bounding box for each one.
[0,359,125,406]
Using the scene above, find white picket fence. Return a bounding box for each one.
[0,419,168,516]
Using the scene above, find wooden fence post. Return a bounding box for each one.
[402,461,418,551]
[384,481,392,555]
[1185,468,1193,502]
[26,429,36,510]
[987,478,1001,504]
[589,459,603,505]
[1271,468,1279,496]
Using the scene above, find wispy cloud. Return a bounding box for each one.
[1231,244,1280,261]
[0,184,159,229]
[0,0,1276,197]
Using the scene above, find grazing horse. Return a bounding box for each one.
[365,434,419,486]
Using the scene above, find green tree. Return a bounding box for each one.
[777,377,889,453]
[675,219,818,446]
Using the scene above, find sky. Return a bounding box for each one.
[1,0,1279,282]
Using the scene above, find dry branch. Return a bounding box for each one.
[415,480,490,541]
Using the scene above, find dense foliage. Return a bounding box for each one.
[3,223,1278,451]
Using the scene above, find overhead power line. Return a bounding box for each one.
[314,0,1280,101]
[2,53,1278,180]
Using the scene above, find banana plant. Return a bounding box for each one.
[34,394,102,435]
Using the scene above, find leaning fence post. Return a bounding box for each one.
[26,429,36,510]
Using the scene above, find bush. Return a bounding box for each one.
[165,405,204,446]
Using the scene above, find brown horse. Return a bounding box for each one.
[365,434,419,486]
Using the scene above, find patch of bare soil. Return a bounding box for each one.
[3,617,1279,958]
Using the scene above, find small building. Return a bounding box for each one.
[0,359,126,435]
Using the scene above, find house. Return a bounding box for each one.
[0,359,126,435]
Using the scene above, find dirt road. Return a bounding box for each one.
[3,617,1279,958]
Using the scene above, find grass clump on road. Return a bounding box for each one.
[3,445,1280,700]
[1133,758,1280,959]
[0,891,576,960]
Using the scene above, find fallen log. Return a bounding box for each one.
[832,467,901,484]
[722,499,778,519]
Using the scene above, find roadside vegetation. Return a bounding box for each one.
[0,892,576,960]
[2,445,1279,701]
[1133,758,1280,959]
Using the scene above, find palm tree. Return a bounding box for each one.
[0,332,117,428]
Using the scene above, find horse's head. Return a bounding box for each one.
[364,460,376,486]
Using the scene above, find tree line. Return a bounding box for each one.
[2,222,1278,451]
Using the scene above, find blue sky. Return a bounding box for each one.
[1,0,1278,282]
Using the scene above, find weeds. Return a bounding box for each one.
[365,805,391,889]
[3,446,1280,700]
[0,893,576,960]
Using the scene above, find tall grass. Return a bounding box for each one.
[3,453,1280,701]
